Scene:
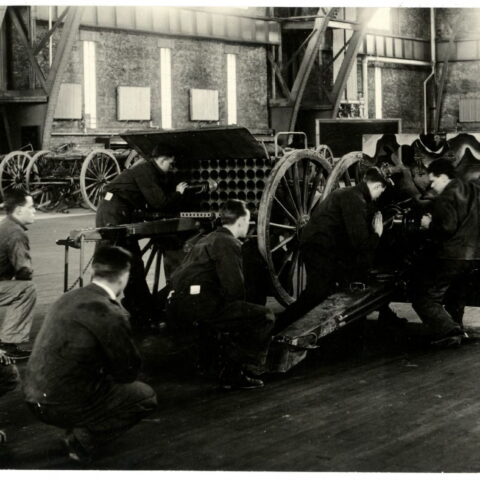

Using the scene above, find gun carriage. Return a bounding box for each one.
[57,127,480,372]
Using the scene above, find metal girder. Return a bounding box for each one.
[267,52,292,100]
[33,7,70,55]
[433,15,461,133]
[41,6,84,148]
[0,6,7,29]
[330,8,378,118]
[7,7,47,92]
[287,7,338,132]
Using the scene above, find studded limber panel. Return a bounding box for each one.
[172,157,273,214]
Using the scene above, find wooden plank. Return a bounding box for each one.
[0,89,47,103]
[267,52,291,101]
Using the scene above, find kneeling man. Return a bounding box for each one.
[24,246,157,462]
[167,200,275,390]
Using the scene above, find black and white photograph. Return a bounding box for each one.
[1,2,480,473]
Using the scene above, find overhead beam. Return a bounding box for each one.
[0,6,7,30]
[8,7,47,92]
[267,52,292,100]
[42,6,84,148]
[283,19,359,31]
[33,7,70,55]
[331,8,378,118]
[288,7,339,131]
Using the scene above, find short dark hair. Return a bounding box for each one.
[427,158,456,179]
[151,144,175,159]
[92,246,132,281]
[364,167,388,187]
[219,200,249,225]
[4,191,29,214]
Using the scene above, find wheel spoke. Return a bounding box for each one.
[281,176,300,218]
[291,163,304,215]
[273,196,297,224]
[270,222,296,231]
[271,234,295,253]
[287,249,300,293]
[306,168,325,213]
[301,159,310,213]
[276,251,293,277]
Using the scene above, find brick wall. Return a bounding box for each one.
[51,28,269,135]
[433,8,480,132]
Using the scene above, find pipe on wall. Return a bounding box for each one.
[423,8,436,134]
[361,55,431,120]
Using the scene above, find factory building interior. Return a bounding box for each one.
[1,4,480,473]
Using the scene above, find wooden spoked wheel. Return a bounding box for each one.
[25,151,57,210]
[125,150,144,169]
[258,149,332,306]
[321,151,375,201]
[315,144,335,167]
[0,151,32,198]
[80,149,120,211]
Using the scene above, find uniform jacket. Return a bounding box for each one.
[0,216,33,281]
[429,178,480,260]
[24,284,141,405]
[104,160,181,214]
[170,227,245,303]
[300,182,380,269]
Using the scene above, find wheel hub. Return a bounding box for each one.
[298,213,310,228]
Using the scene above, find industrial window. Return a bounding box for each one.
[83,41,97,128]
[160,47,172,129]
[54,83,82,119]
[226,53,237,125]
[117,86,151,121]
[190,89,219,121]
[368,8,391,32]
[459,98,480,122]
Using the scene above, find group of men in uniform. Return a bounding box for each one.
[1,142,479,462]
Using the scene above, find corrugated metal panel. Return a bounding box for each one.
[459,98,480,122]
[34,6,280,45]
[54,83,82,119]
[117,86,151,121]
[190,89,219,121]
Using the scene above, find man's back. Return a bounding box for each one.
[0,216,32,281]
[300,182,379,265]
[24,284,141,405]
[171,227,245,303]
[431,178,480,260]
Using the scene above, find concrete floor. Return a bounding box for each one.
[2,209,480,471]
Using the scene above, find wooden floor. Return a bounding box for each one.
[2,211,480,471]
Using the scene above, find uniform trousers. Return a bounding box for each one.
[168,292,275,371]
[0,280,36,344]
[411,259,478,338]
[27,379,157,454]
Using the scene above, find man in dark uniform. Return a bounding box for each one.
[96,145,188,327]
[275,168,388,332]
[0,348,18,443]
[24,246,157,463]
[412,158,480,346]
[167,200,275,390]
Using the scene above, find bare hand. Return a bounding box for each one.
[0,349,13,366]
[207,179,218,192]
[420,213,432,230]
[176,182,189,194]
[372,211,383,237]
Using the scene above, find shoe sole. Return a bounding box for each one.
[431,335,462,348]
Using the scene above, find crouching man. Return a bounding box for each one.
[0,348,19,443]
[167,200,275,390]
[23,246,157,462]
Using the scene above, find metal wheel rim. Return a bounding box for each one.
[0,151,32,198]
[258,149,332,306]
[25,151,56,210]
[315,144,335,167]
[80,149,120,211]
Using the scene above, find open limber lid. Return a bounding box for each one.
[120,125,266,161]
